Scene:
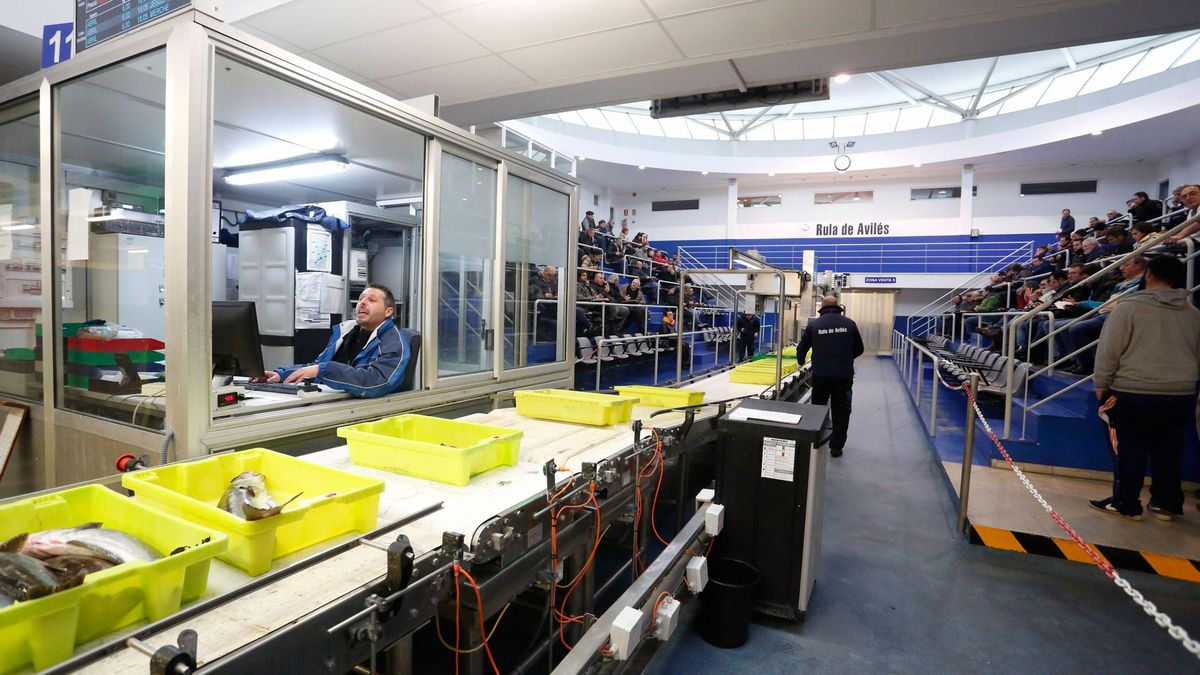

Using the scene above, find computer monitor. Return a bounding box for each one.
[212,301,266,377]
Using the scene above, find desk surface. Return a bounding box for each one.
[66,384,349,419]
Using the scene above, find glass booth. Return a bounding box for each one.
[0,11,577,492]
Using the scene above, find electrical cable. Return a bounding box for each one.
[454,564,502,674]
[434,603,511,654]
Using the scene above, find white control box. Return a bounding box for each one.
[653,596,681,642]
[704,503,725,537]
[685,556,708,594]
[610,605,647,660]
[694,488,715,511]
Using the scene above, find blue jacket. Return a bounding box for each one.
[796,305,865,379]
[275,318,413,398]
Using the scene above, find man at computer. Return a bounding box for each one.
[264,283,412,398]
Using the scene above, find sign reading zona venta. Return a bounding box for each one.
[864,276,897,284]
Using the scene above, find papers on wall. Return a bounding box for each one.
[0,204,13,261]
[67,188,93,261]
[305,225,332,272]
[295,272,346,329]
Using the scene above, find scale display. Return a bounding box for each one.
[75,0,191,52]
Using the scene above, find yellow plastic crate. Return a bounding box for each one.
[338,414,523,487]
[615,385,704,409]
[514,389,640,426]
[122,449,383,576]
[0,485,226,673]
[730,360,798,384]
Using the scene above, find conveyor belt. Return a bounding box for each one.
[67,368,799,673]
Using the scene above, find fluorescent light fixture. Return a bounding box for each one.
[577,156,586,161]
[1091,130,1103,136]
[937,190,947,194]
[637,165,645,170]
[733,258,763,270]
[768,172,775,176]
[223,154,349,186]
[832,73,851,84]
[913,163,922,168]
[2,224,36,231]
[701,170,709,175]
[127,248,149,254]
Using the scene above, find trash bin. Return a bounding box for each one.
[696,558,760,648]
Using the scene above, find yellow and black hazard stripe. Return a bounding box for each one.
[969,524,1200,583]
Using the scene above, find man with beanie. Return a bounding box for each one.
[1090,256,1200,520]
[796,296,865,457]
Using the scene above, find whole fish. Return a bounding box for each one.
[218,472,300,521]
[44,555,115,579]
[3,524,162,564]
[0,552,79,603]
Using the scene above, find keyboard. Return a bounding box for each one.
[244,381,320,396]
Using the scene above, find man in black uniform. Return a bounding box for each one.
[734,310,760,362]
[796,296,865,457]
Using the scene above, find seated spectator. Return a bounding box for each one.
[574,270,594,337]
[596,219,612,236]
[1087,216,1103,230]
[1131,221,1161,245]
[589,271,628,334]
[618,222,631,240]
[1103,226,1134,255]
[606,236,628,268]
[619,277,647,333]
[1128,191,1163,223]
[579,226,603,255]
[651,249,668,267]
[529,265,559,341]
[1060,254,1146,374]
[1028,256,1053,278]
[1165,184,1200,243]
[579,253,598,271]
[1079,236,1103,262]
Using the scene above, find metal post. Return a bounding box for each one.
[652,334,660,385]
[914,350,923,403]
[595,338,602,391]
[957,372,980,534]
[930,355,940,437]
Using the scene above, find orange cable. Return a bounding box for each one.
[455,563,501,675]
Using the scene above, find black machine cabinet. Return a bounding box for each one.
[714,399,831,620]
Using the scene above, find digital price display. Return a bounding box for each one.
[75,0,191,52]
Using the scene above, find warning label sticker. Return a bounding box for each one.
[761,436,796,482]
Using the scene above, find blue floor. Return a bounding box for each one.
[649,356,1200,673]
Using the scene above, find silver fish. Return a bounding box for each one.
[217,471,300,521]
[0,552,78,603]
[4,523,162,564]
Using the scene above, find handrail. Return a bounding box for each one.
[906,242,1034,337]
[1002,207,1199,436]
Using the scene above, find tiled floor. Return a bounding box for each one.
[945,461,1200,560]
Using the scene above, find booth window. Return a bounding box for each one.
[437,153,496,378]
[504,174,568,368]
[0,100,41,402]
[53,50,167,429]
[210,53,424,411]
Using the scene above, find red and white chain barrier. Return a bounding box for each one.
[961,385,1200,660]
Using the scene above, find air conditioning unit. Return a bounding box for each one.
[651,79,829,118]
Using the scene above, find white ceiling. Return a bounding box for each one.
[573,103,1200,192]
[0,0,1194,127]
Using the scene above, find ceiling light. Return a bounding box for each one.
[913,163,922,168]
[701,170,709,175]
[1019,193,1025,197]
[2,224,36,231]
[577,156,586,161]
[768,172,775,177]
[637,165,645,170]
[223,154,348,186]
[832,73,851,84]
[127,248,149,254]
[937,190,947,194]
[852,193,860,201]
[1091,130,1103,136]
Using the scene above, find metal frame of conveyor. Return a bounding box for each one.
[43,399,784,675]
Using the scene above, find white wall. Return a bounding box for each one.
[577,178,617,227]
[1154,146,1200,193]
[616,162,1163,243]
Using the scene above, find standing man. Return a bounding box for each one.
[1090,256,1200,520]
[580,210,596,231]
[1059,208,1076,236]
[734,310,760,362]
[796,296,865,457]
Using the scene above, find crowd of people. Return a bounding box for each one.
[949,185,1200,374]
[571,210,719,339]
